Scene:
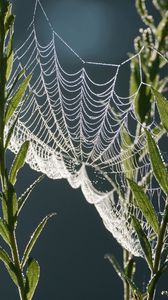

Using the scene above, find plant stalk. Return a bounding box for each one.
[0,2,27,299]
[123,249,130,300]
[147,205,168,300]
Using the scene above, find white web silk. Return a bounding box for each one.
[7,0,168,257]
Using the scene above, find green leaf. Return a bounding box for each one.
[21,213,56,268]
[105,254,142,300]
[128,179,159,234]
[129,57,140,96]
[131,216,153,271]
[5,91,33,150]
[5,115,19,149]
[124,257,136,280]
[145,129,168,194]
[25,258,40,300]
[0,218,10,246]
[5,74,31,124]
[6,33,13,81]
[120,126,134,179]
[18,175,44,215]
[4,3,14,33]
[147,262,168,295]
[152,88,168,132]
[133,83,152,124]
[2,179,18,227]
[161,246,168,265]
[0,247,18,286]
[6,69,25,100]
[9,140,30,185]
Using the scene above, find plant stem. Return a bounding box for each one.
[123,249,130,300]
[10,231,26,300]
[0,2,27,299]
[147,205,168,300]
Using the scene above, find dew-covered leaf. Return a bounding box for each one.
[9,140,30,185]
[2,180,18,227]
[105,254,142,300]
[18,175,44,215]
[0,218,10,246]
[152,88,168,132]
[129,57,140,96]
[5,116,19,150]
[5,74,31,124]
[21,213,56,268]
[6,33,13,81]
[25,258,40,300]
[0,247,18,286]
[4,3,14,34]
[133,83,152,124]
[147,261,168,295]
[128,179,159,234]
[120,126,134,180]
[131,216,153,271]
[145,129,168,195]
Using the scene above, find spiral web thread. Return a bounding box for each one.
[6,0,168,257]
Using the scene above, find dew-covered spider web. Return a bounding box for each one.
[6,0,168,257]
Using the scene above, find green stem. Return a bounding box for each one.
[0,2,27,299]
[10,231,26,300]
[123,250,130,300]
[147,205,168,300]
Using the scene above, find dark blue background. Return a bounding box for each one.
[1,1,166,299]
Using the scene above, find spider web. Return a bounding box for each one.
[6,0,168,257]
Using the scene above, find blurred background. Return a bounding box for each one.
[2,0,166,299]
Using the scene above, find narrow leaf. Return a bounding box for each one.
[161,246,168,265]
[145,129,168,194]
[124,258,136,280]
[120,126,134,179]
[18,175,44,215]
[6,34,13,81]
[0,218,10,246]
[21,213,56,268]
[131,216,153,271]
[5,74,31,124]
[128,179,159,234]
[9,140,30,185]
[4,3,14,33]
[152,88,168,132]
[3,179,18,227]
[133,83,152,124]
[147,262,168,295]
[6,69,25,100]
[25,258,40,300]
[129,57,140,96]
[5,91,33,150]
[0,247,18,286]
[5,115,19,149]
[105,254,142,300]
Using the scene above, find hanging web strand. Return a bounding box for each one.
[7,0,168,257]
